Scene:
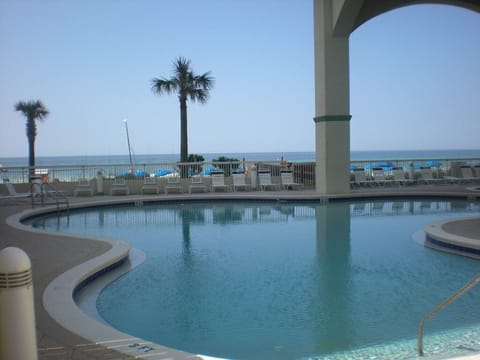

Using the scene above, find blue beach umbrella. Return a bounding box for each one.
[425,160,442,167]
[134,170,149,178]
[155,169,172,177]
[117,170,149,178]
[349,164,357,171]
[202,166,218,175]
[365,161,394,170]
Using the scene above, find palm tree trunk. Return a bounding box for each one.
[28,132,36,180]
[26,117,37,181]
[179,96,189,178]
[180,98,188,162]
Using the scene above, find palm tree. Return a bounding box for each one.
[14,100,49,179]
[151,57,214,169]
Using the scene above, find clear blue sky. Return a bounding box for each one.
[0,0,479,158]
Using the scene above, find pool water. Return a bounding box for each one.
[29,199,480,359]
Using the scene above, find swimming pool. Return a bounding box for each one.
[29,198,480,359]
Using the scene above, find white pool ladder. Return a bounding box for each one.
[417,272,480,356]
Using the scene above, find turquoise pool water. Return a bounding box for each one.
[29,199,480,359]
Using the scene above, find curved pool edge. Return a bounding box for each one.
[7,203,227,360]
[425,217,480,259]
[74,247,147,325]
[5,193,480,360]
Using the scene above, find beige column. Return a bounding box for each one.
[313,0,351,194]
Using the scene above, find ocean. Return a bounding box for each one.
[2,150,480,168]
[1,149,480,168]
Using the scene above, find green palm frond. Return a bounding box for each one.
[15,99,49,138]
[152,57,214,103]
[151,77,178,95]
[15,100,49,121]
[174,57,191,79]
[14,99,49,171]
[196,71,214,90]
[191,88,210,104]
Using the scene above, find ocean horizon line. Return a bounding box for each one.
[3,147,480,157]
[1,149,480,167]
[3,148,480,158]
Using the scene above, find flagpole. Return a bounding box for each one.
[123,118,133,174]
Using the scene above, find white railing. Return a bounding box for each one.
[0,157,478,189]
[0,160,316,186]
[350,158,480,183]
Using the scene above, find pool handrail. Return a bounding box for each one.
[417,272,480,356]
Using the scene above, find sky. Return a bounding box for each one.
[0,0,479,158]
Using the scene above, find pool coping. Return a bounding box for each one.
[7,203,220,360]
[3,190,480,360]
[425,217,480,258]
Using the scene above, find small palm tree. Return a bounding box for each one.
[151,57,214,168]
[14,100,49,178]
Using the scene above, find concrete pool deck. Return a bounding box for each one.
[0,184,479,359]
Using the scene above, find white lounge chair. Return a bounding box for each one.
[232,173,251,191]
[165,176,184,194]
[141,176,160,194]
[419,167,441,184]
[189,176,208,193]
[111,177,130,195]
[1,178,31,198]
[470,165,480,183]
[258,170,281,191]
[351,168,372,187]
[210,171,231,192]
[74,178,94,196]
[371,167,389,186]
[460,166,476,183]
[280,170,303,190]
[392,167,412,186]
[473,165,480,179]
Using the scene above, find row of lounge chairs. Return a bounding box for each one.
[73,170,304,196]
[351,167,414,187]
[1,178,66,199]
[351,165,480,188]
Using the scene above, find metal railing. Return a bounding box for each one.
[350,158,480,183]
[417,272,480,356]
[1,157,479,189]
[0,160,317,187]
[31,182,69,213]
